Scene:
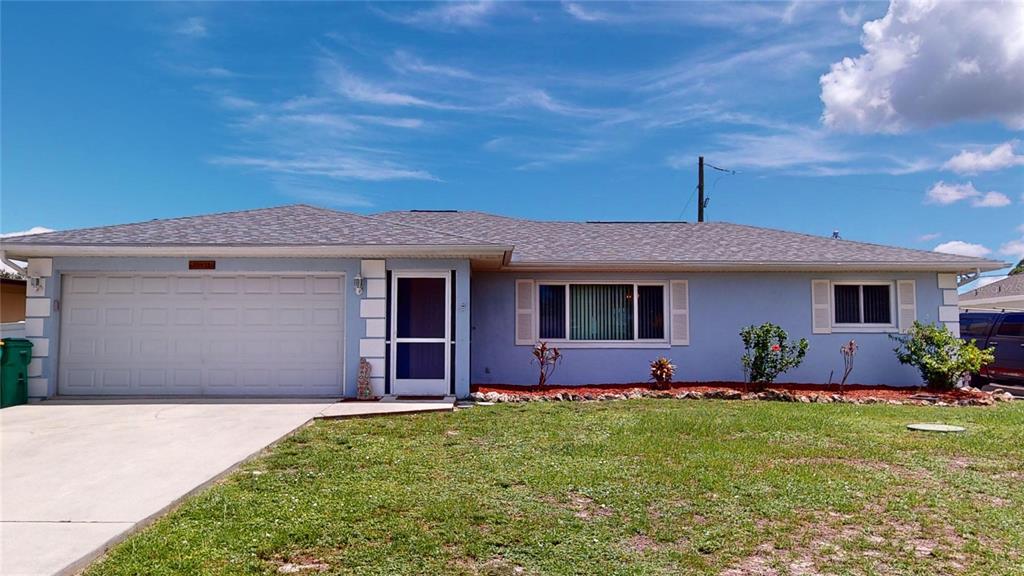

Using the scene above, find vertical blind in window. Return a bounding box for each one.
[570,284,634,340]
[538,284,566,339]
[862,285,891,324]
[834,285,860,323]
[834,284,892,324]
[637,285,665,339]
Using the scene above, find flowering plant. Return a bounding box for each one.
[740,322,809,388]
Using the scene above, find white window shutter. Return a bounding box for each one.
[515,279,535,345]
[670,280,690,346]
[897,280,917,332]
[811,280,832,334]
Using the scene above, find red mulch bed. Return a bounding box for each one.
[471,382,986,402]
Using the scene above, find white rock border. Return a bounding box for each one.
[469,387,1014,407]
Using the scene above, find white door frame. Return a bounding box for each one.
[389,270,451,396]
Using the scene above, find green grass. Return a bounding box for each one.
[86,400,1024,575]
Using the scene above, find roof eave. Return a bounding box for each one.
[0,243,514,260]
[499,259,1009,273]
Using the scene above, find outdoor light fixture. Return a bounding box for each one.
[353,274,364,296]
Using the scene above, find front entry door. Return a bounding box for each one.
[390,272,450,396]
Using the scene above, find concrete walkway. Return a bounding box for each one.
[0,397,454,576]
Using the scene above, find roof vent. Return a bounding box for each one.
[831,230,841,239]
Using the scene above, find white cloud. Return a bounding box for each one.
[820,0,1024,133]
[1001,238,1024,260]
[925,181,1011,208]
[210,154,438,182]
[390,50,475,79]
[942,141,1024,174]
[218,95,258,110]
[934,240,991,258]
[175,17,208,38]
[352,115,424,129]
[321,60,455,109]
[563,2,608,22]
[974,191,1012,208]
[0,226,54,238]
[388,1,498,29]
[917,232,941,242]
[837,5,864,27]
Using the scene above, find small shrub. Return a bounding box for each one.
[839,339,857,393]
[532,341,563,386]
[649,357,676,388]
[890,321,994,390]
[740,322,809,388]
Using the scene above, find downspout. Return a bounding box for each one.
[0,251,28,276]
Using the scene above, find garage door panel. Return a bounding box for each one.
[60,273,346,396]
[106,308,133,326]
[106,276,135,293]
[64,369,96,390]
[175,276,203,293]
[141,277,169,294]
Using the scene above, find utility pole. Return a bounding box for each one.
[697,156,705,223]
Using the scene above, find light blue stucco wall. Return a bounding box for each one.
[32,256,472,398]
[470,271,944,387]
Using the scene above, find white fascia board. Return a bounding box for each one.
[1,244,513,259]
[499,260,1010,273]
[958,295,1024,306]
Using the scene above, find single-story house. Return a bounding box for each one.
[959,275,1024,313]
[0,205,1006,399]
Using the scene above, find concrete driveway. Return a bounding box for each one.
[0,400,333,576]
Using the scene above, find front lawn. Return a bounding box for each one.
[86,400,1024,575]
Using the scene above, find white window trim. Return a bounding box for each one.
[535,280,670,348]
[830,281,898,333]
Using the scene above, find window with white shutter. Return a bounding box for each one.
[670,280,689,346]
[515,279,535,345]
[897,280,917,332]
[811,280,832,334]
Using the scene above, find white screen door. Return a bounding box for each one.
[390,271,450,396]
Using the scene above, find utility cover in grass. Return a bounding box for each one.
[907,423,966,433]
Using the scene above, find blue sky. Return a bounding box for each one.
[2,1,1022,279]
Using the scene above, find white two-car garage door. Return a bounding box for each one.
[59,273,346,396]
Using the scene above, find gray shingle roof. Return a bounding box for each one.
[374,210,1005,268]
[0,205,498,247]
[960,274,1024,301]
[2,204,1006,271]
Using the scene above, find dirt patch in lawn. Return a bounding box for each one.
[472,382,990,403]
[721,504,970,576]
[268,553,329,574]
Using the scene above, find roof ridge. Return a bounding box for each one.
[368,211,504,244]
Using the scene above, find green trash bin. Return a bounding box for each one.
[1,338,33,408]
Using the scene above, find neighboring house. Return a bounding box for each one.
[0,205,1006,399]
[1,277,27,322]
[0,277,28,338]
[959,275,1024,312]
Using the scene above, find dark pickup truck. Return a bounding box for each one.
[960,312,1024,386]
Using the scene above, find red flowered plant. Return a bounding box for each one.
[740,322,809,390]
[532,341,563,386]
